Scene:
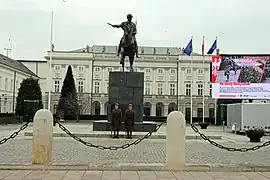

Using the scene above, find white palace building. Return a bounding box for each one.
[19,45,216,119]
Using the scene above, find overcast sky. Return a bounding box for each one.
[0,0,270,60]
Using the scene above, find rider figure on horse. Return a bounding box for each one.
[111,14,139,58]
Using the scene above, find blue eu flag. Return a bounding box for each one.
[183,38,193,56]
[207,40,217,55]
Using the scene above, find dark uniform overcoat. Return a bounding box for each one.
[111,109,122,131]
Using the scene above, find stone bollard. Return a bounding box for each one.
[166,111,186,170]
[32,109,53,165]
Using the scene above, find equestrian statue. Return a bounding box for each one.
[108,14,139,72]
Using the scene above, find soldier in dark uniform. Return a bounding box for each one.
[124,104,136,139]
[111,103,122,138]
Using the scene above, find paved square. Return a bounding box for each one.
[1,124,270,168]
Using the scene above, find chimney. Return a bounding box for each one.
[86,45,90,53]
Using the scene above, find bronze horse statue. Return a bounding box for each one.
[108,22,136,72]
[119,31,136,72]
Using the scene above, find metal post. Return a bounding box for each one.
[176,58,179,110]
[12,71,16,113]
[90,58,94,115]
[48,11,54,111]
[202,36,205,122]
[190,52,193,124]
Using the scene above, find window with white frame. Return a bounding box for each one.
[94,82,100,93]
[186,68,191,74]
[169,83,176,95]
[145,68,151,73]
[78,81,84,93]
[5,78,8,90]
[157,83,163,95]
[198,68,203,74]
[145,83,151,95]
[54,80,60,92]
[95,67,101,72]
[108,67,112,72]
[185,83,191,96]
[157,68,163,74]
[0,76,2,90]
[170,69,176,74]
[197,84,203,96]
[54,65,60,71]
[78,66,84,71]
[209,84,212,96]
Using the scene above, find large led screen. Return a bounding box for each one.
[212,55,270,99]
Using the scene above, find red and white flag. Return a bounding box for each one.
[202,36,205,56]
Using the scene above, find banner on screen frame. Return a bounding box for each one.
[211,55,270,99]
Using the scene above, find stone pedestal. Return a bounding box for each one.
[93,71,157,132]
[108,72,144,122]
[32,109,53,165]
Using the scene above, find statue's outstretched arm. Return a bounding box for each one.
[114,22,124,28]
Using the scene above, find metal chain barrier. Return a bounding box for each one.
[189,123,270,152]
[0,122,30,145]
[57,121,164,150]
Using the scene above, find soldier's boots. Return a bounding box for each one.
[113,131,119,138]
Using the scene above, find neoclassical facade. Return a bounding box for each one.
[22,45,215,118]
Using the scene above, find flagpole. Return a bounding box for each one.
[190,36,193,124]
[214,36,218,125]
[48,11,54,111]
[202,36,205,123]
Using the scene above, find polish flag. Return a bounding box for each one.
[202,36,205,56]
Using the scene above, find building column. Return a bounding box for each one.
[100,103,105,115]
[164,104,169,116]
[151,103,156,116]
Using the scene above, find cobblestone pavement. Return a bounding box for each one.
[1,170,270,180]
[1,137,270,167]
[1,123,270,168]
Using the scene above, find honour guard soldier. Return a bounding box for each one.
[111,103,122,138]
[124,104,136,139]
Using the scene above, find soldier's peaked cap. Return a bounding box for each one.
[127,14,133,18]
[115,103,119,106]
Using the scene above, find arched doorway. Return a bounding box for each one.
[156,102,164,116]
[168,102,177,114]
[92,101,100,115]
[143,102,151,116]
